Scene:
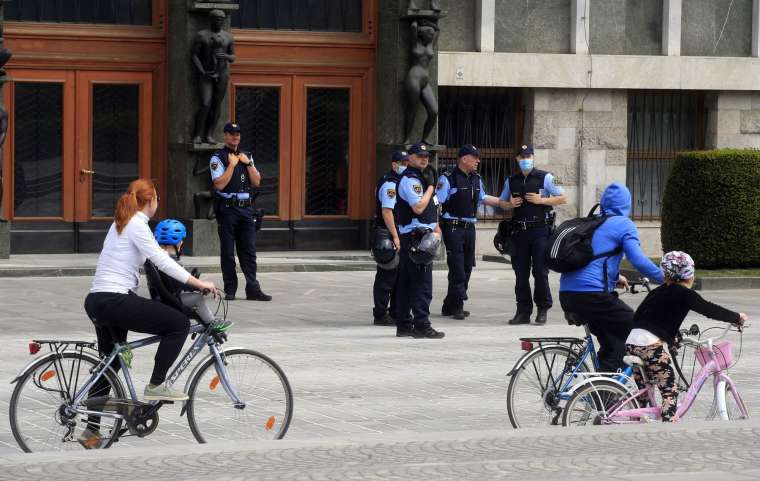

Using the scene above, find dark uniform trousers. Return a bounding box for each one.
[395,232,432,330]
[373,266,398,319]
[217,203,261,297]
[442,222,476,310]
[559,291,634,372]
[511,226,552,314]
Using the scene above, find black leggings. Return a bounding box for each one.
[84,292,190,385]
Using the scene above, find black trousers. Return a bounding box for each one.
[84,292,190,385]
[442,222,476,310]
[395,233,432,329]
[372,265,399,319]
[217,204,261,297]
[510,226,552,314]
[559,291,634,372]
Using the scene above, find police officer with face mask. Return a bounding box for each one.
[395,142,444,339]
[500,144,566,325]
[371,150,409,326]
[436,144,508,320]
[209,122,271,302]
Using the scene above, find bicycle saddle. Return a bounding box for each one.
[623,355,644,367]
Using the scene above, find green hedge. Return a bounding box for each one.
[661,149,760,269]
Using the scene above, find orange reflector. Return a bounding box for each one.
[209,375,220,391]
[265,416,276,431]
[41,370,56,381]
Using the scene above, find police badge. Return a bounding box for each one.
[387,188,396,199]
[413,184,422,195]
[211,160,219,170]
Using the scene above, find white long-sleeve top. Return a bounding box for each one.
[90,212,191,294]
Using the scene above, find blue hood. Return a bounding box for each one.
[600,182,631,217]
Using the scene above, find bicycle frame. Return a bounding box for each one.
[67,322,245,421]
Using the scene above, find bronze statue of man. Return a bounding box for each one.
[191,9,236,145]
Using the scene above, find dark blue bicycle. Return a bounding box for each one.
[506,280,651,429]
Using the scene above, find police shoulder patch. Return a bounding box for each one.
[387,188,396,199]
[436,181,444,190]
[413,184,422,195]
[211,161,219,170]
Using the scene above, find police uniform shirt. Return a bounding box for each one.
[499,172,564,201]
[397,175,439,234]
[378,180,398,210]
[436,174,487,223]
[209,151,253,199]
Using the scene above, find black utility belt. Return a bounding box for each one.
[442,219,474,228]
[218,197,253,207]
[511,219,550,231]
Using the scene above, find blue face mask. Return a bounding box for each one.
[518,158,534,171]
[397,165,407,174]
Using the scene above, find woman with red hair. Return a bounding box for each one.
[84,179,216,403]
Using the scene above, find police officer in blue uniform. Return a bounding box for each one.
[210,122,271,302]
[436,144,508,320]
[500,144,566,324]
[371,150,409,326]
[395,142,445,339]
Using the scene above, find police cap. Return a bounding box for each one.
[223,122,242,133]
[458,144,480,158]
[392,150,410,163]
[517,144,534,157]
[408,142,431,157]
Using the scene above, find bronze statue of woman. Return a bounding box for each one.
[402,18,439,146]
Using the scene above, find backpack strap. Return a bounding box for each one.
[586,203,601,217]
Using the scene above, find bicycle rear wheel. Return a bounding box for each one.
[9,352,125,452]
[187,348,293,442]
[506,345,589,428]
[562,379,639,426]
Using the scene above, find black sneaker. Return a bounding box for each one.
[452,308,471,320]
[412,326,445,339]
[441,304,453,316]
[246,291,272,301]
[508,312,531,325]
[373,314,395,326]
[535,309,548,325]
[396,325,415,337]
[224,293,235,301]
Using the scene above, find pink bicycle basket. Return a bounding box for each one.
[695,340,733,370]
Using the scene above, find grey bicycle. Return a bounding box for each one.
[9,290,293,452]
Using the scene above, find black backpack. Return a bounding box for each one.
[545,204,622,274]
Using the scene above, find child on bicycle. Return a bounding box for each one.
[625,251,748,421]
[148,219,216,324]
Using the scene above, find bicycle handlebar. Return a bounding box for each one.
[679,323,745,349]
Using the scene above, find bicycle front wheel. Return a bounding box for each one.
[10,351,125,453]
[187,348,293,443]
[712,380,749,421]
[506,345,589,428]
[562,379,639,426]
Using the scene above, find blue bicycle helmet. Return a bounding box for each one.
[154,219,187,246]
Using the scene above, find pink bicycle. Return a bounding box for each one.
[562,324,749,425]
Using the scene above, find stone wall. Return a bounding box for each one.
[438,0,476,52]
[495,0,571,53]
[588,0,662,55]
[706,91,760,149]
[681,0,753,57]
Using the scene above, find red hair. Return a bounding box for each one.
[114,178,157,234]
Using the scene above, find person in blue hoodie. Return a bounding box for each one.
[559,182,664,372]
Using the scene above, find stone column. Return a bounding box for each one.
[530,88,627,221]
[475,0,495,53]
[570,0,590,55]
[753,0,760,57]
[0,0,10,259]
[662,0,682,56]
[166,0,237,255]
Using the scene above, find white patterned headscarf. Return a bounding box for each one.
[661,251,695,281]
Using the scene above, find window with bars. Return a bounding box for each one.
[439,87,522,221]
[626,91,706,221]
[231,0,362,32]
[5,0,153,25]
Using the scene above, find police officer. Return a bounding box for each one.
[500,144,566,324]
[209,122,271,302]
[395,142,444,339]
[437,144,508,320]
[371,150,409,326]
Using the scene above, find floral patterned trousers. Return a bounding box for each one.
[625,343,678,422]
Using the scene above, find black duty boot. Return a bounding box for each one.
[452,308,471,320]
[373,314,395,326]
[535,309,549,325]
[411,326,445,339]
[508,312,531,325]
[246,291,272,301]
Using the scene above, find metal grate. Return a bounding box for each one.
[439,87,522,221]
[92,85,140,218]
[5,0,152,25]
[627,91,706,221]
[305,88,350,216]
[13,83,64,218]
[232,0,362,32]
[235,87,280,216]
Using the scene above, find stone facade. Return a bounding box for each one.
[706,91,760,149]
